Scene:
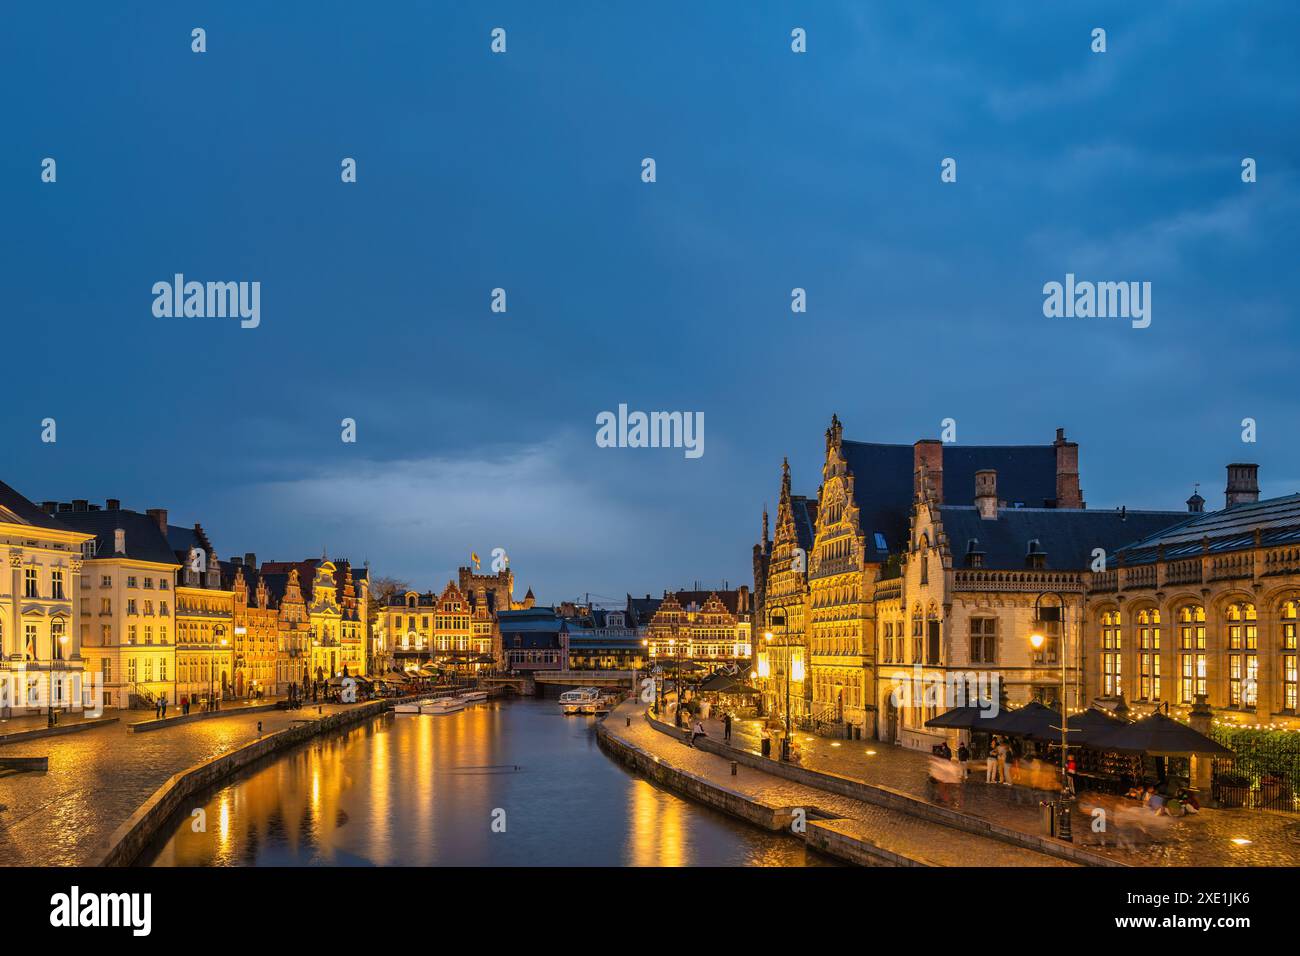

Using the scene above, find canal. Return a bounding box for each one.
[142,698,831,866]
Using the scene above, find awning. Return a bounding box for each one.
[924,705,993,731]
[1085,712,1234,757]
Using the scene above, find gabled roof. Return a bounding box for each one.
[56,508,179,565]
[938,506,1186,571]
[791,496,817,553]
[672,590,745,617]
[840,441,1061,561]
[0,481,73,532]
[1111,494,1300,565]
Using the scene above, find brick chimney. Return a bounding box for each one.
[73,499,88,512]
[244,552,257,569]
[146,509,168,535]
[975,469,998,519]
[913,439,944,503]
[1225,464,1259,508]
[105,498,121,511]
[1053,428,1084,508]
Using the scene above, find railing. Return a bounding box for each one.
[1208,552,1253,582]
[953,570,1084,593]
[1165,558,1202,586]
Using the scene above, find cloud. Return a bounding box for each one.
[239,434,642,591]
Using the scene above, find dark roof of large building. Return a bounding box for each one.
[0,481,73,532]
[791,496,818,553]
[56,508,178,564]
[498,607,564,631]
[626,594,663,624]
[841,441,1061,560]
[1110,494,1300,565]
[938,505,1186,571]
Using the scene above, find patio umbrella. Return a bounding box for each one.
[924,705,991,731]
[698,672,759,695]
[1086,711,1234,757]
[1056,707,1127,746]
[980,700,1061,737]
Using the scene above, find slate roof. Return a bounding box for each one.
[56,508,179,564]
[791,496,818,553]
[840,441,1062,561]
[1110,494,1300,565]
[498,607,564,632]
[626,594,663,625]
[0,481,73,532]
[938,505,1186,571]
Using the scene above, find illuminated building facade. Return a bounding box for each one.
[643,588,752,666]
[0,483,93,716]
[55,501,179,709]
[1088,466,1300,729]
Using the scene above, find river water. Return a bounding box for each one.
[142,697,828,866]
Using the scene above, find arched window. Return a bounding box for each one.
[1281,601,1298,713]
[1101,610,1121,696]
[1178,604,1207,703]
[1137,608,1161,701]
[910,607,924,664]
[1226,602,1258,708]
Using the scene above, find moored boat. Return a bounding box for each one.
[559,687,601,715]
[421,697,467,715]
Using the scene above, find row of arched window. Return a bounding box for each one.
[1098,601,1297,711]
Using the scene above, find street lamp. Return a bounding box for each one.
[1029,590,1074,841]
[48,627,69,727]
[768,609,795,761]
[210,626,229,712]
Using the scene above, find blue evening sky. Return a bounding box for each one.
[3,2,1297,604]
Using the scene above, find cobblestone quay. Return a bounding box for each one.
[0,702,362,866]
[600,701,1073,867]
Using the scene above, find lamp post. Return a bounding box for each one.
[210,625,228,712]
[1029,590,1074,841]
[48,628,69,727]
[767,605,795,761]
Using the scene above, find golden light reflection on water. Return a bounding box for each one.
[146,701,821,867]
[628,780,686,866]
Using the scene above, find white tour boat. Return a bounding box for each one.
[394,699,433,714]
[461,690,489,702]
[559,687,602,715]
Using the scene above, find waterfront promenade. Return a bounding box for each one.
[690,714,1300,867]
[0,702,358,866]
[602,700,1074,866]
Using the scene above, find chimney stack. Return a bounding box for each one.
[1053,428,1084,508]
[975,469,998,519]
[146,509,168,535]
[245,552,257,569]
[1225,464,1260,508]
[40,501,57,514]
[106,498,121,511]
[73,499,88,512]
[913,440,944,503]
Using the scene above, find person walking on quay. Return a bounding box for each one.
[690,718,707,748]
[957,741,970,779]
[986,739,998,782]
[996,739,1012,785]
[160,697,168,719]
[154,698,162,720]
[723,712,732,743]
[180,694,188,716]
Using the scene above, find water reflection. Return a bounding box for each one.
[145,699,829,866]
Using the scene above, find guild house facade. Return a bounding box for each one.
[751,416,1272,750]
